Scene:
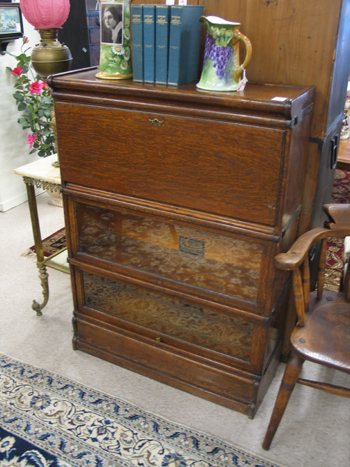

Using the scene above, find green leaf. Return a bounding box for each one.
[17,53,28,62]
[22,107,32,116]
[13,92,24,101]
[18,102,27,111]
[42,97,53,105]
[18,117,29,125]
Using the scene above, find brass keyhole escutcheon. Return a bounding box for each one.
[156,337,162,342]
[149,118,164,127]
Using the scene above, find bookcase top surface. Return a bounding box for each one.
[49,68,315,120]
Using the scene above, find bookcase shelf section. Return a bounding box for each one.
[50,69,314,418]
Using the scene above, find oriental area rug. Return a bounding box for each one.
[0,354,285,467]
[30,227,66,258]
[324,169,350,290]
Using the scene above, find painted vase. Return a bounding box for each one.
[197,16,252,92]
[96,0,132,80]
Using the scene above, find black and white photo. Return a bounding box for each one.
[101,3,124,44]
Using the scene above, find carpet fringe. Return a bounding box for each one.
[21,249,37,262]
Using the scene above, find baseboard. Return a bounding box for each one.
[0,187,44,212]
[0,192,28,212]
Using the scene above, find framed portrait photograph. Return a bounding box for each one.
[100,2,124,45]
[0,3,23,41]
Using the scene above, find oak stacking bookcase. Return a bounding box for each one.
[50,69,314,417]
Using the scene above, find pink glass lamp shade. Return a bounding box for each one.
[19,0,72,78]
[20,0,70,29]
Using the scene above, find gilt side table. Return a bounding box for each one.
[14,155,69,315]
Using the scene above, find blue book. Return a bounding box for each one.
[167,5,204,86]
[131,4,143,83]
[143,5,156,84]
[155,5,170,85]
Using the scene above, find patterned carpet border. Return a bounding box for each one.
[30,227,67,257]
[0,354,286,467]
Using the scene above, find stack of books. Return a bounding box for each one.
[131,4,204,86]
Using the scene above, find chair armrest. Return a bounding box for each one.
[275,226,350,270]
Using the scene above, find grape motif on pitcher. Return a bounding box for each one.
[205,34,233,80]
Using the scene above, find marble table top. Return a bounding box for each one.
[14,155,61,185]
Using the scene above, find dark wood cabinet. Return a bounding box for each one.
[85,0,100,67]
[58,0,100,69]
[50,69,314,417]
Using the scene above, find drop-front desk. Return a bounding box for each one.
[49,69,314,417]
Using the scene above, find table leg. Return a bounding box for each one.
[25,183,49,315]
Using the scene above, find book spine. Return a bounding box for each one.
[167,6,183,86]
[131,4,143,83]
[143,5,156,84]
[168,6,204,86]
[155,5,170,85]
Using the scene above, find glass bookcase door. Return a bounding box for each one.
[77,203,263,304]
[83,271,254,362]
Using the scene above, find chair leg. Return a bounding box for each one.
[262,353,304,450]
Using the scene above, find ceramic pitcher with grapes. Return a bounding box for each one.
[197,16,252,92]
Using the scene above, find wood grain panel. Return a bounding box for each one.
[56,102,286,226]
[74,314,258,415]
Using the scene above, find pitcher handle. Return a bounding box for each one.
[234,32,252,82]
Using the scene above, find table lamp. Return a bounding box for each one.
[20,0,73,166]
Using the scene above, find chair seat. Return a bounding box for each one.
[291,290,350,373]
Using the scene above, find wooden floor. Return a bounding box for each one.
[337,137,350,171]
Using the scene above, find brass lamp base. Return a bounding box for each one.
[31,29,72,167]
[31,28,72,79]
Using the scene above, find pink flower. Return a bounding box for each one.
[29,82,45,95]
[27,134,38,149]
[11,67,23,76]
[23,36,28,44]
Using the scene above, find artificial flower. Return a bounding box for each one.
[29,81,45,95]
[6,38,56,156]
[11,67,23,76]
[27,133,38,148]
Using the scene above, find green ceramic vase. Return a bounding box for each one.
[96,0,133,80]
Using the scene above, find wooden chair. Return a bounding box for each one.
[262,204,350,450]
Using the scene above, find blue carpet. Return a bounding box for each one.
[0,354,285,467]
